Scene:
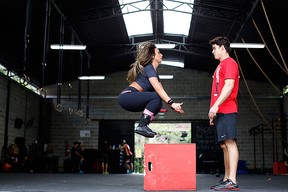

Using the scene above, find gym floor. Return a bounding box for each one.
[0,173,288,192]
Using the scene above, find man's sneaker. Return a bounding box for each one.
[214,179,239,191]
[210,178,226,189]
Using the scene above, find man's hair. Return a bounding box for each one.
[209,36,231,53]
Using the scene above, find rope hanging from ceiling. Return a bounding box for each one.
[76,51,84,117]
[252,19,288,76]
[39,0,51,98]
[54,16,64,112]
[260,0,288,73]
[234,49,287,146]
[240,37,284,96]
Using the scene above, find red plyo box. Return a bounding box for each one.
[144,144,196,191]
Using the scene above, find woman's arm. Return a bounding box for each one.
[149,77,184,113]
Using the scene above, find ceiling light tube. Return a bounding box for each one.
[230,43,265,48]
[50,44,87,50]
[78,76,105,80]
[156,44,176,49]
[159,75,174,80]
[161,60,184,68]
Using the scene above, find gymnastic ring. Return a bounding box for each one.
[20,75,30,86]
[77,109,83,116]
[54,104,63,112]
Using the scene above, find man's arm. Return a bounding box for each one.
[208,79,235,123]
[213,79,234,108]
[75,151,84,160]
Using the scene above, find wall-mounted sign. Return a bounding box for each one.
[80,130,90,137]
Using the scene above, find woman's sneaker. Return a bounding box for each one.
[146,126,157,135]
[135,126,155,138]
[214,179,239,191]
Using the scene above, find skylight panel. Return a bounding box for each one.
[163,0,194,36]
[119,0,153,36]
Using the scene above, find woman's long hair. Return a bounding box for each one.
[127,41,156,84]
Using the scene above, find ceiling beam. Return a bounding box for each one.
[65,0,245,25]
[233,0,260,42]
[96,38,210,59]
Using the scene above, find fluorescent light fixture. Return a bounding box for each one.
[164,0,194,35]
[230,43,265,48]
[159,75,174,80]
[78,76,105,80]
[156,44,176,49]
[161,61,184,68]
[50,44,87,50]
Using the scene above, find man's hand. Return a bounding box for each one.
[208,105,218,125]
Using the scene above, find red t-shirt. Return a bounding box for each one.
[210,57,239,113]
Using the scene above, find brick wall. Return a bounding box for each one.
[0,75,42,162]
[1,65,286,172]
[44,65,285,170]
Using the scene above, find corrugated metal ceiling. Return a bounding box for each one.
[0,0,287,87]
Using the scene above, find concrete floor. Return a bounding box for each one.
[0,173,288,192]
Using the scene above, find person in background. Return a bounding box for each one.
[44,143,55,173]
[121,140,133,174]
[71,142,84,174]
[208,36,240,191]
[118,41,184,138]
[100,139,111,174]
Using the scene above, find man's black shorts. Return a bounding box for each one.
[214,113,237,142]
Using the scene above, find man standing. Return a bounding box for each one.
[71,142,84,174]
[208,36,240,191]
[100,139,111,174]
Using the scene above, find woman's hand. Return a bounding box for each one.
[171,102,184,114]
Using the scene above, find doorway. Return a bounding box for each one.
[99,120,135,173]
[134,121,192,173]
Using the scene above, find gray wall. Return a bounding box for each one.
[44,65,286,171]
[0,65,286,172]
[0,75,41,158]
